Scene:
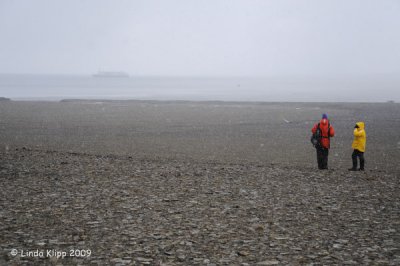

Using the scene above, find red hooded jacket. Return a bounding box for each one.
[311,118,335,149]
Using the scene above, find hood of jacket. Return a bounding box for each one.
[356,121,365,130]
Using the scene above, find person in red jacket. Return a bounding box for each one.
[311,114,335,169]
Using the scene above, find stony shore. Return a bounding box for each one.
[1,148,399,265]
[1,101,399,265]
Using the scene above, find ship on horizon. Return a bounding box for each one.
[92,71,130,78]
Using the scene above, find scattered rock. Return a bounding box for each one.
[256,260,280,265]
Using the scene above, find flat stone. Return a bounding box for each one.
[256,260,280,265]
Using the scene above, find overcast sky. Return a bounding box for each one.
[0,0,399,77]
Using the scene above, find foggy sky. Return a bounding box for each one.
[0,0,399,77]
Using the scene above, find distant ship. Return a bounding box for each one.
[92,71,130,78]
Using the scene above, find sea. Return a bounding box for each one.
[0,74,398,102]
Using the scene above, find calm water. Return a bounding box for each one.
[0,74,398,102]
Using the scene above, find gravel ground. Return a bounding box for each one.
[0,101,399,265]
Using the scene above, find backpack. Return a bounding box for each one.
[311,122,330,147]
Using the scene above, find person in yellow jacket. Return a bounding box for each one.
[348,122,366,171]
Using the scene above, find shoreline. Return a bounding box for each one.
[3,98,399,104]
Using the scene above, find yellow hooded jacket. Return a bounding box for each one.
[352,122,366,152]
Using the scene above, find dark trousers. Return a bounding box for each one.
[316,146,329,169]
[352,149,365,170]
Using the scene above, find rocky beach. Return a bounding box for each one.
[1,100,399,265]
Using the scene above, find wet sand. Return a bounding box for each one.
[1,100,399,265]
